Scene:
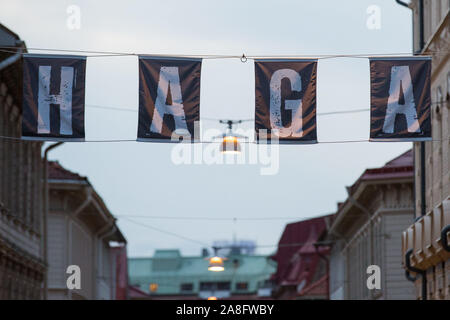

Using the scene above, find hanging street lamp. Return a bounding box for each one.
[207,246,225,272]
[215,119,249,154]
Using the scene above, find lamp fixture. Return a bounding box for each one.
[215,120,249,154]
[220,135,241,153]
[208,256,225,272]
[207,246,225,272]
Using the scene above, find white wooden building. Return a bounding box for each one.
[47,161,127,300]
[327,150,416,300]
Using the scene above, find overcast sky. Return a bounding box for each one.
[1,0,413,257]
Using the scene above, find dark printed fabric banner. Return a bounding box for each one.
[370,57,431,141]
[255,59,317,144]
[138,56,201,142]
[22,54,86,141]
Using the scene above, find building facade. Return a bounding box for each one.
[47,161,127,300]
[128,248,276,300]
[327,150,416,300]
[399,0,450,300]
[271,215,332,300]
[0,24,45,300]
[111,244,129,300]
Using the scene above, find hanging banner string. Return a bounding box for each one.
[1,46,449,59]
[0,135,449,144]
[2,50,445,143]
[0,101,446,143]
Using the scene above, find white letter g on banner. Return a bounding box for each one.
[269,69,303,138]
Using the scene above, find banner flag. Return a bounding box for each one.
[370,57,431,141]
[137,56,202,142]
[255,59,317,144]
[22,54,86,141]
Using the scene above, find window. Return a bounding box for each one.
[236,282,248,291]
[180,283,193,292]
[258,279,274,289]
[200,281,230,291]
[447,72,450,100]
[436,86,443,114]
[434,87,443,144]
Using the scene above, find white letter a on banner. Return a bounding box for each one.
[383,66,420,134]
[151,66,190,137]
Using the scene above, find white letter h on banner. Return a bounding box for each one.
[37,66,74,135]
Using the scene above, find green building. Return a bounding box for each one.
[128,248,276,299]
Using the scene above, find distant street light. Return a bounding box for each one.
[149,283,158,293]
[207,296,218,300]
[208,246,225,272]
[208,256,225,272]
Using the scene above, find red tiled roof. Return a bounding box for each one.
[348,149,413,195]
[48,161,86,181]
[298,274,328,297]
[329,149,414,243]
[271,215,331,297]
[47,161,126,244]
[384,149,413,167]
[128,286,151,299]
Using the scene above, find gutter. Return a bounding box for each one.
[395,0,410,8]
[0,49,21,70]
[73,187,93,217]
[0,40,24,71]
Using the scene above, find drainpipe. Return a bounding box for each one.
[395,0,426,219]
[419,141,426,217]
[417,0,426,219]
[417,0,428,300]
[395,0,427,299]
[43,142,64,300]
[405,249,427,299]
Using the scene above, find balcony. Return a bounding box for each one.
[402,198,450,270]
